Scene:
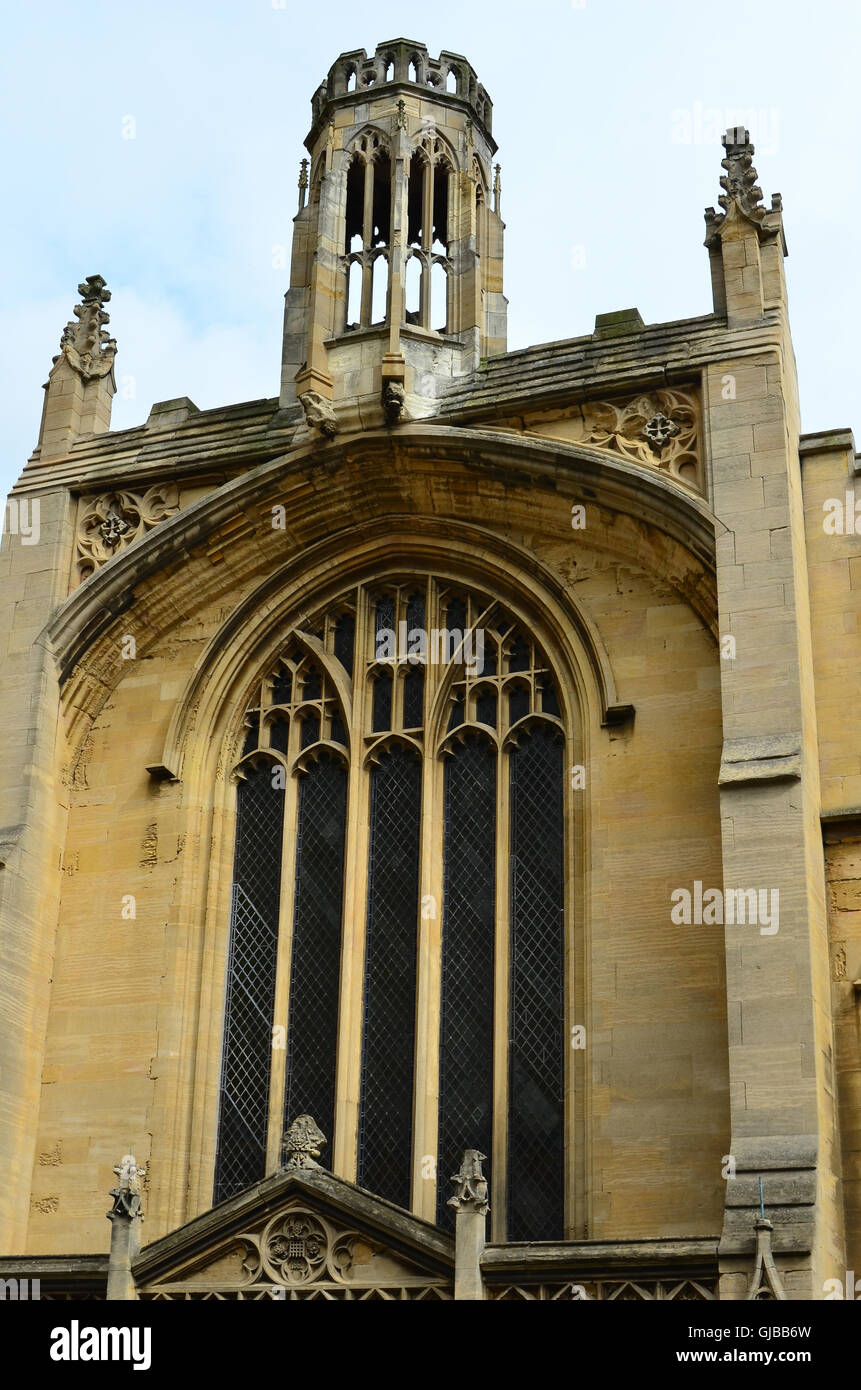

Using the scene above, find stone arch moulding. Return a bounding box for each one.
[345,124,391,159]
[154,519,632,787]
[175,534,592,1231]
[43,424,719,762]
[415,127,458,169]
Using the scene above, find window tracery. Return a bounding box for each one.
[215,577,568,1239]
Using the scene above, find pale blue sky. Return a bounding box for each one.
[2,0,858,503]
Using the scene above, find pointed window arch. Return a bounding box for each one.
[214,578,568,1239]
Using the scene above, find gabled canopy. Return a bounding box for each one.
[131,1167,454,1301]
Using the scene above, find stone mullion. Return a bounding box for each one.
[386,136,408,355]
[565,722,583,1241]
[391,593,405,729]
[360,160,375,328]
[420,160,433,327]
[445,166,456,333]
[265,719,302,1174]
[491,738,511,1242]
[413,735,443,1221]
[332,588,372,1180]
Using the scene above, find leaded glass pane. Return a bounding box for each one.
[268,715,290,754]
[403,666,425,728]
[301,712,320,748]
[334,612,355,677]
[283,754,348,1148]
[508,684,529,726]
[372,671,393,732]
[507,635,530,673]
[437,736,496,1226]
[406,590,426,636]
[507,723,565,1240]
[475,687,497,729]
[303,666,322,701]
[272,669,292,705]
[214,763,284,1203]
[357,746,422,1208]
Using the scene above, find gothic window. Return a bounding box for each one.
[343,142,392,331]
[406,142,453,331]
[214,579,568,1240]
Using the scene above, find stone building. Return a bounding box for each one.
[0,37,859,1301]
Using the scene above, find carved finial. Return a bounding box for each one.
[57,274,117,381]
[396,98,408,130]
[107,1153,145,1223]
[281,1115,327,1170]
[298,158,309,211]
[493,163,502,215]
[746,1216,788,1301]
[447,1149,489,1214]
[718,127,766,224]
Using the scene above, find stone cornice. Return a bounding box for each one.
[16,398,299,496]
[42,425,720,696]
[12,312,794,501]
[439,313,787,423]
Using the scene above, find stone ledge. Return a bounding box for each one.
[719,733,802,785]
[798,427,856,455]
[719,1135,816,1256]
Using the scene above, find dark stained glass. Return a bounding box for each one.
[507,723,565,1241]
[334,612,356,678]
[372,670,393,732]
[403,666,425,728]
[508,684,530,726]
[357,746,422,1208]
[301,712,320,748]
[214,762,284,1203]
[475,687,498,729]
[437,736,496,1226]
[283,754,347,1150]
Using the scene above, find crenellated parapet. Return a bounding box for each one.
[310,39,493,141]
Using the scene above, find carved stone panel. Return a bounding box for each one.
[518,388,703,493]
[138,1202,453,1300]
[73,485,180,585]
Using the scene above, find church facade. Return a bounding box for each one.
[0,38,859,1301]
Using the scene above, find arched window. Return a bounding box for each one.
[214,580,567,1240]
[404,141,453,333]
[342,142,391,331]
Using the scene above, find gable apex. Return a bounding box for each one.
[132,1167,453,1299]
